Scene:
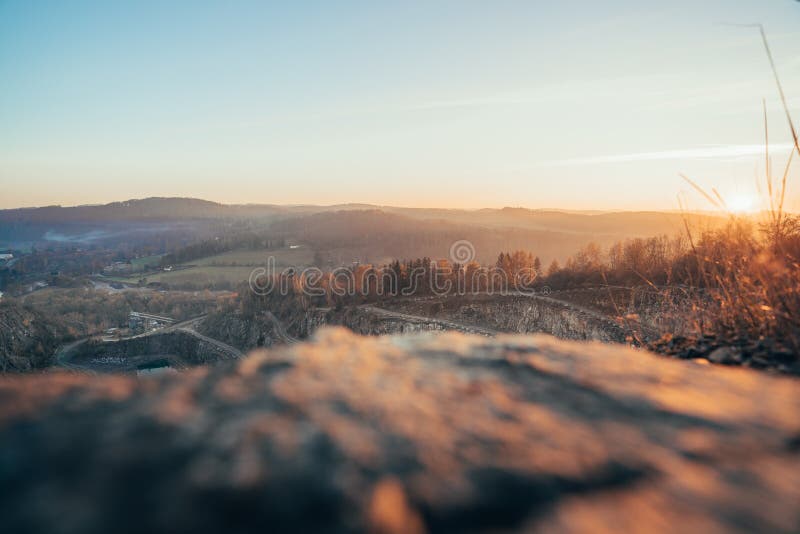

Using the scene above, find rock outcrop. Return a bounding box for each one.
[0,301,66,371]
[1,328,798,533]
[328,305,498,336]
[197,312,281,351]
[379,294,629,342]
[201,294,629,356]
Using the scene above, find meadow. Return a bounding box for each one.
[107,246,315,289]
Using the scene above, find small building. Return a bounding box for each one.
[128,311,175,333]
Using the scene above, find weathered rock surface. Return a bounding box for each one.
[0,301,66,371]
[200,293,631,356]
[197,312,281,351]
[1,328,798,533]
[379,294,629,342]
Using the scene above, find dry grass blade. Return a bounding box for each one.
[778,148,794,217]
[711,188,728,211]
[680,174,721,209]
[601,270,643,346]
[764,99,776,218]
[759,25,800,156]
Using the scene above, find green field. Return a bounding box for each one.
[130,254,164,272]
[110,247,314,288]
[132,266,257,287]
[189,246,313,267]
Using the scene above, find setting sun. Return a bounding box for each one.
[727,194,759,214]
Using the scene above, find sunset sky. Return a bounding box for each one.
[1,0,799,210]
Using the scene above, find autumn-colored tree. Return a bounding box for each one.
[546,259,560,278]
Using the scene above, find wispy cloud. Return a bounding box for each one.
[400,73,680,113]
[541,143,795,167]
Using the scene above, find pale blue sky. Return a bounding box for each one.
[1,0,799,210]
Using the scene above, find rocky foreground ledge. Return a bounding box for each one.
[1,329,799,533]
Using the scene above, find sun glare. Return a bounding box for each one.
[727,194,758,214]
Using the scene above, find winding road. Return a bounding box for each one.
[56,314,243,371]
[54,339,90,372]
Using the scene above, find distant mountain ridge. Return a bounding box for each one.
[0,198,253,223]
[0,197,725,235]
[0,197,728,262]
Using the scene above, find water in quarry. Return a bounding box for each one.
[135,358,177,377]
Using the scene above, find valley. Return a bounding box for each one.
[0,198,793,376]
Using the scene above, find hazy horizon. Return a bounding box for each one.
[2,1,799,212]
[0,194,774,215]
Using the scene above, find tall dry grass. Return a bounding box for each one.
[675,26,800,353]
